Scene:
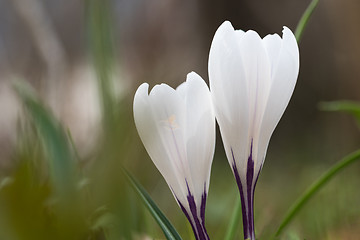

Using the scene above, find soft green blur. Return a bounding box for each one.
[0,0,360,239]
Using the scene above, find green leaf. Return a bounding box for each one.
[295,0,320,42]
[273,149,360,238]
[85,0,116,130]
[319,100,360,127]
[122,168,182,240]
[14,81,76,198]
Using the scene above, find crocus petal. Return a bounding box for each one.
[237,29,272,177]
[263,33,282,73]
[256,26,299,176]
[134,83,188,204]
[208,21,249,178]
[177,72,215,208]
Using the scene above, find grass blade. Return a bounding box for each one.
[14,81,75,197]
[273,149,360,238]
[224,198,241,240]
[295,0,320,42]
[85,0,116,130]
[122,168,182,240]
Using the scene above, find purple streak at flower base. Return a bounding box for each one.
[176,182,210,240]
[231,141,258,240]
[246,141,255,240]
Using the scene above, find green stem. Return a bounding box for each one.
[295,0,320,42]
[273,149,360,238]
[224,197,242,240]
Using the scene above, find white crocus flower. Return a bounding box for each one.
[209,21,299,240]
[133,72,215,240]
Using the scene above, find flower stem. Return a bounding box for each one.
[273,149,360,238]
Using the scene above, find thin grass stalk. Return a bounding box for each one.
[273,149,360,238]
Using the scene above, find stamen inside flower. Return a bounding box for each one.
[161,114,179,130]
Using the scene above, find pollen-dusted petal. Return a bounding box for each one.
[134,83,188,205]
[208,21,249,176]
[181,72,215,207]
[255,26,299,176]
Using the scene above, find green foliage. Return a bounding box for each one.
[14,81,76,200]
[85,0,116,129]
[5,80,147,240]
[1,82,90,240]
[1,1,151,237]
[273,149,360,239]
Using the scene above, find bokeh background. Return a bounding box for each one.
[0,0,359,239]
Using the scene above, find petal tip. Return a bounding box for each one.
[185,72,208,92]
[281,26,299,58]
[282,26,296,39]
[244,29,261,39]
[149,83,174,97]
[135,83,150,98]
[282,26,291,32]
[216,20,235,34]
[186,71,198,78]
[186,71,203,82]
[221,20,233,28]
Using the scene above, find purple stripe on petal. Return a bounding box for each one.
[246,140,255,239]
[185,182,209,240]
[176,197,197,239]
[200,185,210,240]
[246,140,254,191]
[231,148,249,239]
[200,184,207,224]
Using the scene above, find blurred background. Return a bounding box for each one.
[0,0,359,239]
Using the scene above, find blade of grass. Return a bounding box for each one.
[295,0,320,42]
[273,149,360,238]
[122,168,182,240]
[85,0,116,130]
[14,81,75,197]
[224,198,241,240]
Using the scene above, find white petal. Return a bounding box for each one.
[182,72,215,205]
[263,33,282,75]
[237,29,272,171]
[256,26,299,175]
[235,29,245,41]
[208,21,249,177]
[134,83,188,204]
